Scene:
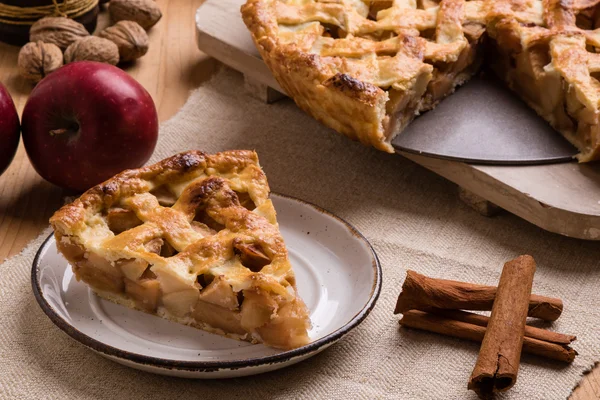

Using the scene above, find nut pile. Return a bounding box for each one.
[18,0,161,83]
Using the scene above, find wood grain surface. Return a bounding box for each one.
[572,364,600,400]
[0,0,216,261]
[0,0,597,397]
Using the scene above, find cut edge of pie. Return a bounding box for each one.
[242,0,600,162]
[50,150,311,350]
[242,0,486,153]
[485,18,600,162]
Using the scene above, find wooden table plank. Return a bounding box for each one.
[572,364,600,400]
[0,0,214,261]
[0,1,597,398]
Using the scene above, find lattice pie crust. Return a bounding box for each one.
[242,0,600,161]
[50,151,311,350]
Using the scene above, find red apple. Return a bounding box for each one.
[22,61,158,192]
[0,82,20,176]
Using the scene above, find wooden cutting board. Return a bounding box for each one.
[195,0,600,240]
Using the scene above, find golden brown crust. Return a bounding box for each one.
[50,150,310,350]
[242,0,600,161]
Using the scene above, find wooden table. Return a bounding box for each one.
[0,0,597,397]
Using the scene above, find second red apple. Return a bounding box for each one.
[0,82,20,176]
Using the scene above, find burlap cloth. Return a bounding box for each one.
[2,68,599,399]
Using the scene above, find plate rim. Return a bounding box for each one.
[31,193,382,373]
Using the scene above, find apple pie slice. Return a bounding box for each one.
[50,150,311,350]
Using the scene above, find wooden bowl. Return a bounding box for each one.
[0,0,99,46]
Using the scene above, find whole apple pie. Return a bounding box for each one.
[50,150,311,350]
[242,0,600,162]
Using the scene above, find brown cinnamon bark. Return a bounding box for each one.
[394,269,563,321]
[399,310,577,363]
[431,309,575,345]
[468,255,536,398]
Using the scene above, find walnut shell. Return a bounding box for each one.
[109,0,162,30]
[64,36,119,65]
[18,41,64,83]
[98,21,148,62]
[30,17,90,50]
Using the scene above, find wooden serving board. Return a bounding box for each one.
[195,0,600,240]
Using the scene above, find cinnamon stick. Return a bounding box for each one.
[468,255,536,398]
[431,309,575,345]
[399,310,577,363]
[394,269,562,321]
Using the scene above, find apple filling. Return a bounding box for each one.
[75,251,126,294]
[383,24,485,144]
[106,207,142,234]
[383,82,429,142]
[124,278,161,312]
[422,24,485,109]
[55,231,308,349]
[149,185,178,207]
[57,234,161,309]
[488,31,600,161]
[233,239,271,272]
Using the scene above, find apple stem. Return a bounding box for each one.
[49,128,68,136]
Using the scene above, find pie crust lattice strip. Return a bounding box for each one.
[50,150,311,350]
[242,0,600,162]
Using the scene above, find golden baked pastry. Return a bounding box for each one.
[242,0,600,162]
[50,150,311,350]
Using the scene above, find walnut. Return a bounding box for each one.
[29,17,90,50]
[18,41,63,83]
[64,37,119,65]
[98,21,148,62]
[109,0,162,30]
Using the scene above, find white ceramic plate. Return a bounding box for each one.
[32,194,381,378]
